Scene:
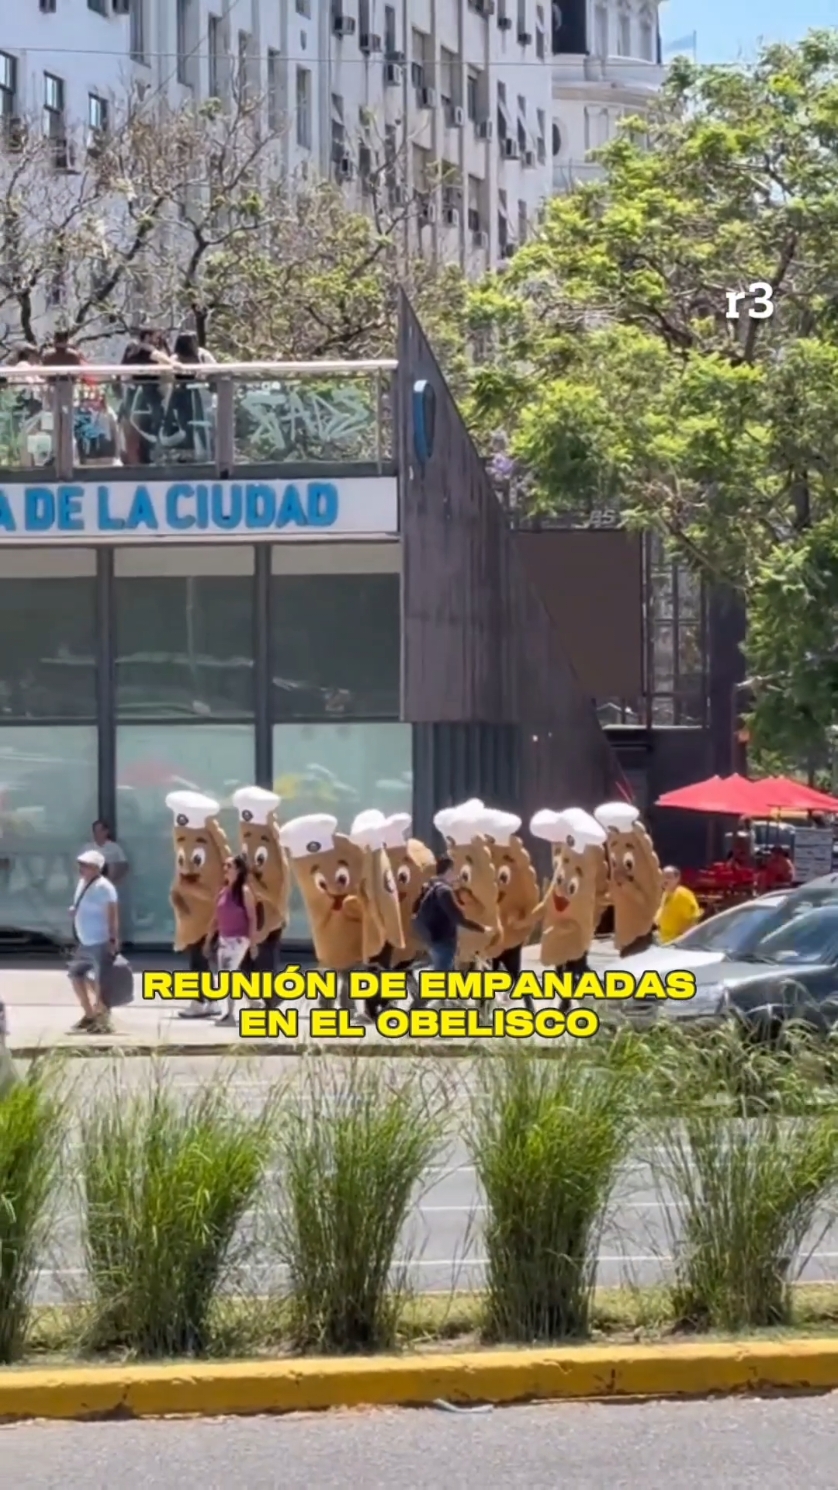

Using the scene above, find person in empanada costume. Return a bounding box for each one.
[379,813,436,968]
[232,786,291,992]
[594,801,663,957]
[166,790,231,1019]
[480,807,541,981]
[433,803,501,969]
[348,810,406,965]
[530,808,607,994]
[279,815,366,980]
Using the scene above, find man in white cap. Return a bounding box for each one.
[67,848,120,1034]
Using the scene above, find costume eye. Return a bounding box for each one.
[568,875,580,897]
[497,865,512,887]
[334,865,351,890]
[396,865,411,887]
[313,871,329,894]
[459,864,472,886]
[254,846,269,869]
[191,847,206,869]
[177,849,187,871]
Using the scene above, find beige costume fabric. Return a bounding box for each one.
[594,801,664,955]
[165,790,230,952]
[378,813,435,964]
[433,802,501,968]
[478,807,540,956]
[349,810,406,964]
[279,814,366,970]
[530,807,607,966]
[231,786,290,944]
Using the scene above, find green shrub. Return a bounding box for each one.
[79,1064,277,1357]
[0,1059,65,1363]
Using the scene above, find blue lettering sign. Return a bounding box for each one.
[56,484,84,532]
[211,482,242,529]
[245,483,275,528]
[166,483,195,530]
[98,486,124,530]
[25,488,55,532]
[126,485,159,531]
[307,482,338,527]
[195,483,209,529]
[0,492,17,531]
[276,484,306,528]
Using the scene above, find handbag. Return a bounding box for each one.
[101,954,135,1008]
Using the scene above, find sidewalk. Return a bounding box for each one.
[2,943,617,1054]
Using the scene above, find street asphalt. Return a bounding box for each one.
[5,1398,838,1488]
[23,1052,838,1303]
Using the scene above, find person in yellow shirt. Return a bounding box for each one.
[656,866,702,944]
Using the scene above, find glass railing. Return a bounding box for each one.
[0,360,395,477]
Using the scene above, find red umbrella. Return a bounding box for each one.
[656,773,767,815]
[751,776,838,814]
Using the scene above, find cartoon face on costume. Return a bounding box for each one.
[166,790,230,952]
[349,811,405,961]
[280,814,365,970]
[531,808,606,966]
[380,814,435,963]
[434,805,501,965]
[482,809,540,953]
[594,802,664,954]
[232,786,290,942]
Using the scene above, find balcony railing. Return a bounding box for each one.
[0,360,396,480]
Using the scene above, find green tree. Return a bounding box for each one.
[466,32,838,759]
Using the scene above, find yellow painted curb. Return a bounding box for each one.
[3,1341,838,1422]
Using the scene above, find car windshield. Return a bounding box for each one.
[672,899,789,954]
[748,907,838,966]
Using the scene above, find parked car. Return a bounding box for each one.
[610,891,794,982]
[618,904,838,1037]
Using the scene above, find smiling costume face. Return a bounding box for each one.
[531,808,607,966]
[481,808,540,953]
[594,801,664,955]
[434,802,501,967]
[279,814,365,969]
[232,786,290,942]
[349,810,406,963]
[380,813,435,963]
[166,790,230,952]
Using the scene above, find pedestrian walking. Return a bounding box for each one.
[203,853,258,1026]
[656,865,702,944]
[412,855,488,974]
[67,849,120,1034]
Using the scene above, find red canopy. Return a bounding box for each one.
[656,774,766,815]
[751,776,838,814]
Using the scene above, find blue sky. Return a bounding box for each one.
[661,0,836,63]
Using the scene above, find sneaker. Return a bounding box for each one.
[70,1015,95,1033]
[177,1002,215,1019]
[87,1013,113,1035]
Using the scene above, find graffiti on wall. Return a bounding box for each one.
[234,381,378,463]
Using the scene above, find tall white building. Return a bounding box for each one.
[1,0,663,273]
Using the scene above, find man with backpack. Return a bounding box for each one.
[412,856,488,973]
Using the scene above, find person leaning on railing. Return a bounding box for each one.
[117,336,174,464]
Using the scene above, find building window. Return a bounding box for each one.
[618,9,631,56]
[384,4,397,55]
[87,0,107,14]
[176,0,194,86]
[208,15,222,98]
[237,31,251,100]
[88,92,109,137]
[466,70,478,122]
[518,199,527,243]
[43,73,65,154]
[0,52,18,123]
[517,94,527,153]
[536,4,545,57]
[639,13,653,59]
[270,569,401,722]
[267,49,281,131]
[0,560,97,720]
[497,80,508,141]
[130,0,148,64]
[296,0,311,14]
[296,67,311,148]
[595,4,608,56]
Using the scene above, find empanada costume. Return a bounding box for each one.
[530,807,607,972]
[279,813,366,970]
[232,786,291,980]
[348,810,406,965]
[166,791,230,982]
[379,812,436,967]
[594,801,663,957]
[433,803,501,969]
[479,806,540,979]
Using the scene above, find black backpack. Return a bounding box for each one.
[412,880,452,942]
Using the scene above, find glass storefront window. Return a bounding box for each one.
[0,726,98,941]
[273,721,412,939]
[0,553,96,720]
[270,572,400,720]
[114,549,254,719]
[116,724,255,944]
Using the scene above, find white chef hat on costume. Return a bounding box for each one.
[166,790,220,829]
[479,808,522,845]
[594,802,641,833]
[232,785,281,825]
[530,809,565,844]
[350,809,389,850]
[381,813,412,848]
[559,808,607,849]
[279,813,338,858]
[435,803,486,847]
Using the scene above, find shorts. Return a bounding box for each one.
[68,943,111,983]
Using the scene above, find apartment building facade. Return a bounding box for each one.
[4,0,664,273]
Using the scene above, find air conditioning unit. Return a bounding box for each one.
[386,49,405,64]
[475,119,493,141]
[518,29,533,43]
[53,139,79,173]
[86,128,106,160]
[384,62,403,86]
[503,137,520,159]
[418,86,436,109]
[419,202,437,225]
[523,148,536,167]
[360,32,382,53]
[498,14,513,29]
[333,14,356,38]
[3,116,26,152]
[443,206,460,227]
[472,229,489,249]
[447,105,465,128]
[358,144,373,175]
[338,154,356,179]
[112,0,130,11]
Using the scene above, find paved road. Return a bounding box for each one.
[25,1054,838,1304]
[5,1398,838,1488]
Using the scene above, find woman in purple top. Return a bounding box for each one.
[203,854,258,1025]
